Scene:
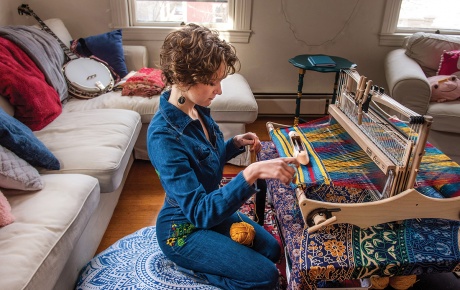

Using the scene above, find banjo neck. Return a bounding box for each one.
[17,4,78,61]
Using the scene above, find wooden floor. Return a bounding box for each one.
[96,116,294,254]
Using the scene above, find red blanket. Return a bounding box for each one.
[0,37,61,131]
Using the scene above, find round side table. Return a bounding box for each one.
[288,54,356,125]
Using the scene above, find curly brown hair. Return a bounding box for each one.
[160,23,240,87]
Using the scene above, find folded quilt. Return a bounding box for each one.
[121,67,165,98]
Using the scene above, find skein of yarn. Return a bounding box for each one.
[230,222,255,246]
[389,275,417,290]
[369,276,389,289]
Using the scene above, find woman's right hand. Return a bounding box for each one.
[242,157,300,185]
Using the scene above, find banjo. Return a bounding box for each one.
[18,4,114,99]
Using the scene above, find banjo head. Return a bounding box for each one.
[63,58,114,93]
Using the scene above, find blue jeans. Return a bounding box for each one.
[161,212,281,289]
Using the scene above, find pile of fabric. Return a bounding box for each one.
[121,67,165,98]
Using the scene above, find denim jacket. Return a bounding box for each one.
[147,91,257,247]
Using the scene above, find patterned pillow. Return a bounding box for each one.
[437,50,460,76]
[0,190,14,227]
[0,145,44,191]
[0,108,60,170]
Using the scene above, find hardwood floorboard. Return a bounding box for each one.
[96,116,301,254]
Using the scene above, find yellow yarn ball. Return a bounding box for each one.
[230,222,255,246]
[389,275,417,290]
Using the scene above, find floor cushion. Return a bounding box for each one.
[76,226,220,290]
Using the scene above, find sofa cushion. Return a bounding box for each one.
[42,18,73,48]
[0,145,43,191]
[64,91,159,124]
[63,73,257,125]
[404,32,460,77]
[72,29,128,78]
[0,174,99,290]
[427,100,460,134]
[0,108,60,170]
[34,109,141,193]
[209,73,258,124]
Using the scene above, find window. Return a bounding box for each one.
[109,0,252,43]
[380,0,460,46]
[132,1,230,29]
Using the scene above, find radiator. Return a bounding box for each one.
[254,93,330,116]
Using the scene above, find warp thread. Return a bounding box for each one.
[230,221,255,246]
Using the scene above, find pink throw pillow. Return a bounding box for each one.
[437,50,460,77]
[0,190,15,227]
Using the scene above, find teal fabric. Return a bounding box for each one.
[0,108,59,170]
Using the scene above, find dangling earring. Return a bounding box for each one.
[177,95,186,105]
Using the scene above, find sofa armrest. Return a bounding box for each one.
[384,48,431,115]
[123,45,148,72]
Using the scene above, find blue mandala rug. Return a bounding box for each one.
[76,226,220,290]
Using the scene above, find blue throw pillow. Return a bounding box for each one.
[73,29,128,78]
[0,108,60,170]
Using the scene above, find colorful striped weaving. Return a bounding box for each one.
[269,116,460,200]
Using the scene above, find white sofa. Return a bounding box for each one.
[384,32,460,163]
[0,19,258,290]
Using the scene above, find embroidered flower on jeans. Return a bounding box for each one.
[167,223,196,247]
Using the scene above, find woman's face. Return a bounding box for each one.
[186,63,226,107]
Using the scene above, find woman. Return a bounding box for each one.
[147,23,299,289]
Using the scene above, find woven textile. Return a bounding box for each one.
[258,138,460,290]
[269,116,460,200]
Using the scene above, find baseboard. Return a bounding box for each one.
[254,93,331,116]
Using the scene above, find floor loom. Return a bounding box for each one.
[267,69,460,233]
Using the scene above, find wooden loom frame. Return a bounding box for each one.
[267,70,460,233]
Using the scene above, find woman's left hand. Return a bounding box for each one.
[233,132,261,153]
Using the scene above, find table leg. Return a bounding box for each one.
[295,68,306,126]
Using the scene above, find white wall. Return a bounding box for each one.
[1,0,397,96]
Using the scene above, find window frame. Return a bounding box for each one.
[380,0,460,46]
[109,0,252,43]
